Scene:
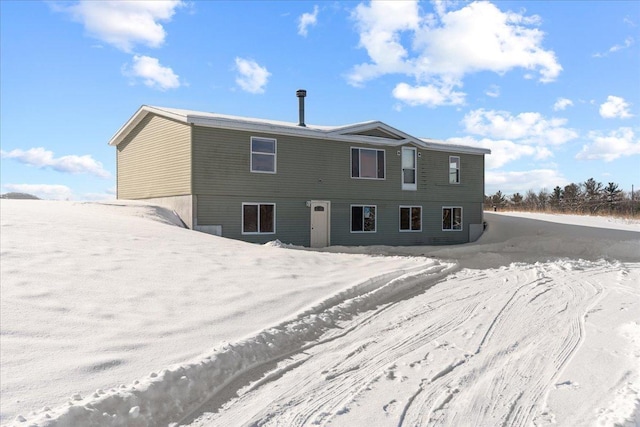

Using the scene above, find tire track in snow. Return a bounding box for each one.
[186,260,624,427]
[405,261,610,427]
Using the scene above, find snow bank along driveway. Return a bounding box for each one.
[1,202,639,426]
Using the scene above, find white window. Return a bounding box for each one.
[402,147,417,190]
[251,137,276,173]
[242,203,275,234]
[351,205,376,232]
[442,207,462,231]
[449,156,460,184]
[399,206,421,232]
[351,148,385,179]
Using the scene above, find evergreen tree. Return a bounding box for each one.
[538,189,549,211]
[490,191,506,209]
[550,186,562,210]
[604,182,622,212]
[582,178,603,214]
[510,192,523,207]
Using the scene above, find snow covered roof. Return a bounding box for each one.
[108,105,490,156]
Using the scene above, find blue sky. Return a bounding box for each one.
[1,0,639,200]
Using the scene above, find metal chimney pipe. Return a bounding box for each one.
[296,89,307,127]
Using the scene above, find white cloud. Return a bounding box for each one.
[298,5,319,37]
[392,82,465,107]
[576,127,640,162]
[2,184,74,201]
[62,0,183,52]
[593,36,634,57]
[348,1,561,106]
[234,57,271,94]
[553,97,573,111]
[599,95,633,119]
[485,169,568,194]
[610,36,634,52]
[125,55,181,90]
[448,136,551,170]
[1,147,111,179]
[462,108,578,145]
[348,1,421,86]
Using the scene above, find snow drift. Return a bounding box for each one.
[1,200,638,426]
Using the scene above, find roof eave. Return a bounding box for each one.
[107,105,190,146]
[421,140,491,155]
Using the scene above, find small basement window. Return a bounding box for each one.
[442,207,462,231]
[351,205,376,232]
[400,206,421,232]
[242,203,275,234]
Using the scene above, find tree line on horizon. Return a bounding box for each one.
[486,178,639,217]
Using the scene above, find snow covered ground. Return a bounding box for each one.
[1,201,639,426]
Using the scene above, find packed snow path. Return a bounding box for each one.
[184,260,640,426]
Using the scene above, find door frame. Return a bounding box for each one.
[310,200,331,248]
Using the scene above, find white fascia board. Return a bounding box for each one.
[420,139,491,155]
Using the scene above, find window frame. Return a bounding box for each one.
[242,202,276,235]
[250,136,277,174]
[442,206,463,231]
[350,204,377,233]
[351,147,386,180]
[401,147,417,191]
[399,205,422,232]
[449,156,460,184]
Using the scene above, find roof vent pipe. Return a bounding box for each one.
[296,89,307,127]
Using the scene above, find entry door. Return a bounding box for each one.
[310,201,330,248]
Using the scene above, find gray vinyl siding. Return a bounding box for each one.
[196,195,481,246]
[191,125,485,245]
[117,114,191,199]
[192,126,483,202]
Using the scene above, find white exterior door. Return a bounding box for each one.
[310,201,330,248]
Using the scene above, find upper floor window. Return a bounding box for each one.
[402,147,417,190]
[352,148,385,179]
[442,206,462,231]
[251,137,276,173]
[449,156,460,184]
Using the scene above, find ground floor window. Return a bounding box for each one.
[442,207,462,231]
[400,206,421,231]
[351,205,376,232]
[242,203,275,234]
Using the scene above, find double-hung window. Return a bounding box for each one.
[351,148,385,179]
[402,147,417,190]
[351,205,376,232]
[399,206,421,232]
[242,203,275,234]
[449,156,460,184]
[251,137,276,173]
[442,207,462,231]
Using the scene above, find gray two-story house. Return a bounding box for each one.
[108,94,490,247]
